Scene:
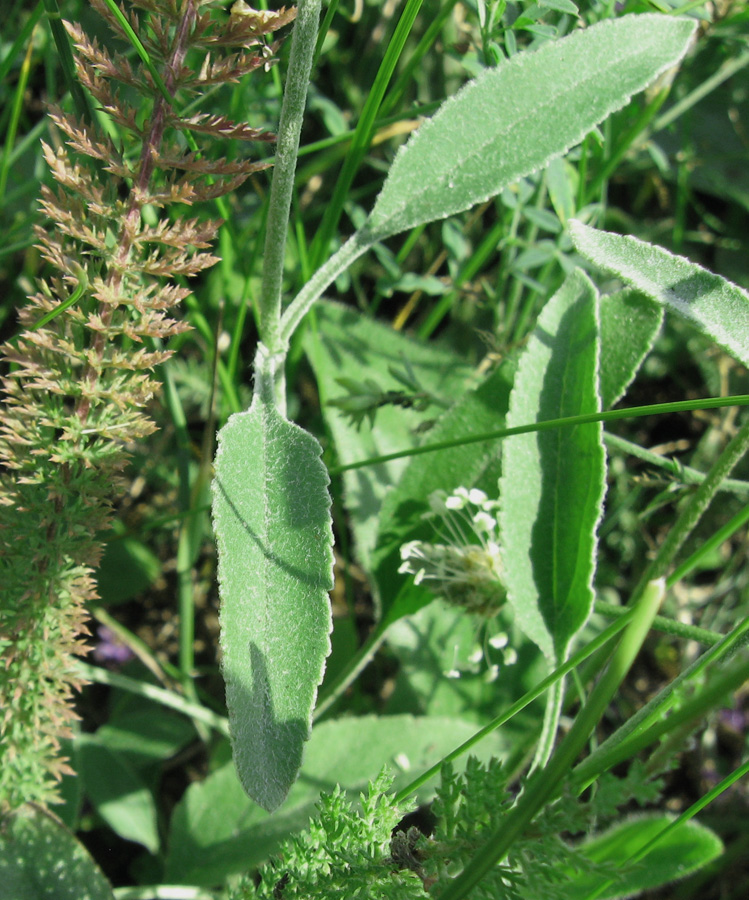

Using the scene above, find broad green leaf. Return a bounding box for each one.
[364,15,696,242]
[569,220,749,369]
[165,714,506,885]
[78,736,160,853]
[561,815,723,899]
[599,289,662,409]
[212,393,334,812]
[499,269,605,661]
[0,805,114,900]
[371,356,517,625]
[303,299,472,579]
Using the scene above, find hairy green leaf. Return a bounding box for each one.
[600,289,662,409]
[499,269,605,661]
[364,15,696,242]
[212,394,334,812]
[570,220,749,368]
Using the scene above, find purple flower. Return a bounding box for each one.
[92,625,134,666]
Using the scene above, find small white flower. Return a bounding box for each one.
[489,632,509,650]
[468,488,488,505]
[472,511,496,535]
[399,485,507,618]
[504,648,518,666]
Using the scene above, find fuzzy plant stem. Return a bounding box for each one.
[630,415,749,604]
[259,0,321,358]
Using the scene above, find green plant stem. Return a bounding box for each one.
[279,229,370,345]
[328,394,749,474]
[594,599,722,646]
[651,48,749,135]
[572,613,749,788]
[603,431,749,497]
[379,0,459,117]
[29,265,88,331]
[314,620,389,718]
[41,0,94,124]
[76,662,229,736]
[583,85,669,206]
[312,0,338,65]
[0,21,35,206]
[435,578,665,900]
[630,416,749,603]
[667,500,749,586]
[1,4,42,87]
[308,0,425,270]
[260,0,321,354]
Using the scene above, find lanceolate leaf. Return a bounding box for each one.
[212,392,334,812]
[570,220,749,368]
[363,15,696,242]
[499,269,605,662]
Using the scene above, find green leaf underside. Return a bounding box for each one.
[0,805,114,900]
[212,396,334,812]
[500,269,605,661]
[599,289,663,410]
[569,220,749,370]
[561,815,723,900]
[365,14,696,241]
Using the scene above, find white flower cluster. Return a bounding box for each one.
[399,487,507,618]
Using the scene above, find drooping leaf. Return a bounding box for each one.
[569,220,749,369]
[599,289,662,409]
[0,805,114,900]
[499,269,605,661]
[560,815,723,900]
[164,714,507,885]
[212,392,334,812]
[364,15,696,242]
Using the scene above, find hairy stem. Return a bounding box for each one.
[260,0,321,358]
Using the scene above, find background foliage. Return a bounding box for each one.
[0,0,748,898]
